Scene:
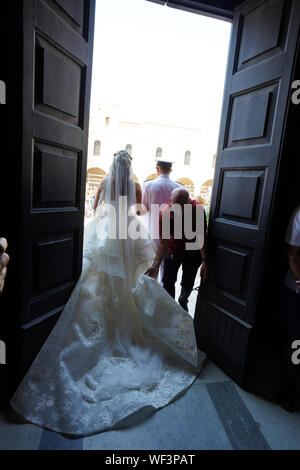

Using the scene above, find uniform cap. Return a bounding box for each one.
[155,159,175,164]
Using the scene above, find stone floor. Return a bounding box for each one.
[1,358,299,450]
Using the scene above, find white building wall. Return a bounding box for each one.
[87,103,215,196]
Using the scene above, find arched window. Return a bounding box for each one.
[87,167,106,189]
[93,140,101,156]
[126,144,132,156]
[176,177,195,197]
[200,179,213,199]
[184,151,191,165]
[156,147,162,158]
[145,173,157,182]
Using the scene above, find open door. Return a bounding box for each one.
[194,0,300,385]
[3,0,95,395]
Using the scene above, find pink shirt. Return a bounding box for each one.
[142,174,181,241]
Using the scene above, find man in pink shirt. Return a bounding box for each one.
[142,160,181,281]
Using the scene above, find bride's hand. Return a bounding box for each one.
[144,266,159,279]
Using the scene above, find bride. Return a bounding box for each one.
[10,150,206,437]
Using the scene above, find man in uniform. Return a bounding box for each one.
[142,159,181,280]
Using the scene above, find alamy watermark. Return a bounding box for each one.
[0,340,6,365]
[291,80,300,105]
[291,340,300,365]
[95,198,205,250]
[0,80,6,105]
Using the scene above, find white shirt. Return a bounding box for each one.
[142,174,181,243]
[284,206,300,292]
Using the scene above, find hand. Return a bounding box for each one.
[200,260,208,282]
[0,238,9,295]
[93,198,99,212]
[144,265,159,279]
[0,238,8,255]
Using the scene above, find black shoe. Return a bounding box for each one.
[178,288,192,312]
[178,298,188,311]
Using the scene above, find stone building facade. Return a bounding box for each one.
[87,102,215,200]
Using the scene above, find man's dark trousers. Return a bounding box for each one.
[162,251,202,302]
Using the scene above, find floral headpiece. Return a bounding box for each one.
[113,150,132,161]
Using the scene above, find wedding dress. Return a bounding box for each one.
[10,150,206,437]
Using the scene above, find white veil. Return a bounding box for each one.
[96,149,136,286]
[84,149,155,344]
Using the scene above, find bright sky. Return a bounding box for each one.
[91,0,231,146]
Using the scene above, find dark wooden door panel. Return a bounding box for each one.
[33,143,80,208]
[54,0,84,26]
[236,0,291,70]
[16,0,95,376]
[40,0,89,39]
[195,0,300,381]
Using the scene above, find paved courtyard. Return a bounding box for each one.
[1,358,300,450]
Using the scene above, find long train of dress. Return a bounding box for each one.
[10,212,206,437]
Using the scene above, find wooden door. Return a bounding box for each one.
[194,0,300,384]
[7,0,95,390]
